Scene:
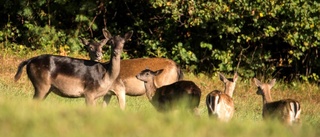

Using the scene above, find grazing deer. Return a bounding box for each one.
[14,29,133,106]
[136,68,201,113]
[206,73,238,122]
[253,78,301,125]
[83,41,184,110]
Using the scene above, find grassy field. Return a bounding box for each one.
[0,52,320,137]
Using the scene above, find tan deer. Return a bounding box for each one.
[253,78,301,125]
[136,68,201,114]
[83,41,183,110]
[206,73,238,122]
[14,29,133,106]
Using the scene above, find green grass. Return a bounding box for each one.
[0,53,320,137]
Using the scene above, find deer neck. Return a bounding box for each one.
[106,48,122,80]
[143,79,157,101]
[262,92,273,117]
[224,83,235,97]
[261,90,273,106]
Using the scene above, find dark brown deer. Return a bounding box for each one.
[79,37,105,61]
[14,29,133,106]
[136,68,201,114]
[84,41,183,110]
[254,78,301,125]
[206,73,238,122]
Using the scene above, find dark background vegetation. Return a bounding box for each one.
[0,0,319,83]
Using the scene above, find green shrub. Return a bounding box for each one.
[0,0,319,82]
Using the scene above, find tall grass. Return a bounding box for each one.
[0,53,319,137]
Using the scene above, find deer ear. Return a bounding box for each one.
[233,72,238,82]
[102,29,112,39]
[253,78,262,87]
[124,31,133,41]
[269,79,276,88]
[155,69,164,76]
[219,73,228,83]
[100,38,109,45]
[79,38,89,46]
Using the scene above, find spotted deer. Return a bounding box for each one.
[136,69,201,114]
[14,29,133,106]
[206,73,238,122]
[83,41,183,110]
[253,78,301,125]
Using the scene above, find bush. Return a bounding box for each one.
[0,0,319,82]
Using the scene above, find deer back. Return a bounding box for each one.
[206,90,234,121]
[263,99,301,124]
[152,80,201,111]
[110,58,183,96]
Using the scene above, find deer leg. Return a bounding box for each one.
[193,107,200,116]
[103,95,112,108]
[32,83,51,100]
[117,91,126,110]
[114,80,126,110]
[84,94,96,106]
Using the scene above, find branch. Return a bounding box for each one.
[87,1,105,37]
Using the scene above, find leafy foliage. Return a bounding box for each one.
[0,0,319,82]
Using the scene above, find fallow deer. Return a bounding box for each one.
[14,29,133,106]
[103,58,183,110]
[83,41,183,110]
[206,73,238,122]
[136,68,201,114]
[253,78,301,125]
[80,37,105,61]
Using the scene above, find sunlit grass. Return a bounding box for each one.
[0,52,319,137]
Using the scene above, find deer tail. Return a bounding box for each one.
[206,91,221,116]
[14,58,33,82]
[291,101,301,119]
